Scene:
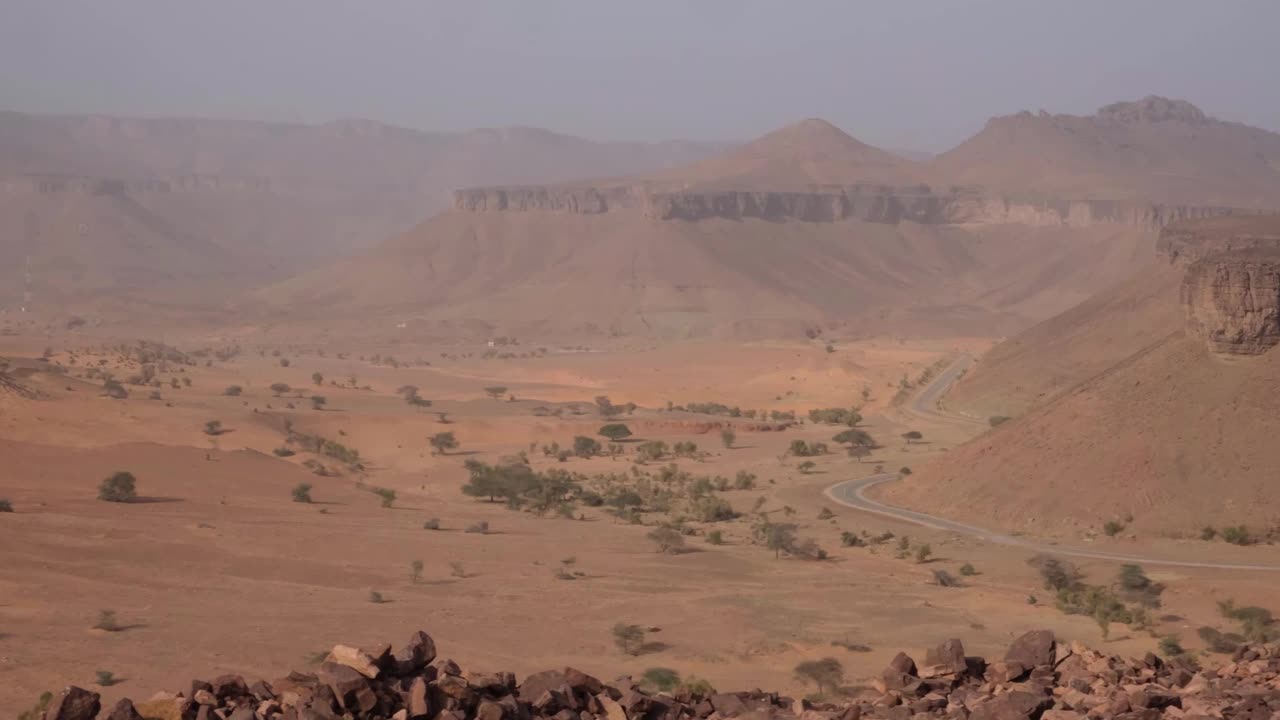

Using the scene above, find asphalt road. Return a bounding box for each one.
[824,355,1280,572]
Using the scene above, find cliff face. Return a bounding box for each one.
[1161,216,1280,356]
[454,184,1246,229]
[1182,255,1280,355]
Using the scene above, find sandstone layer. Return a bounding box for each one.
[454,184,1247,229]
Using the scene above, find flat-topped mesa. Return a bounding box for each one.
[453,183,1247,228]
[1161,216,1280,356]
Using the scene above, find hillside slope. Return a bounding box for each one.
[261,117,1166,341]
[258,203,1158,341]
[886,215,1280,537]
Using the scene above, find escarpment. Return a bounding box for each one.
[1182,254,1280,355]
[1156,216,1280,356]
[454,183,1248,229]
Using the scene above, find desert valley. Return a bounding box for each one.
[5,23,1280,719]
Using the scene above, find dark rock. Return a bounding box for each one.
[212,674,250,699]
[316,661,372,713]
[397,631,439,674]
[710,693,749,717]
[104,698,144,720]
[923,640,968,678]
[1005,631,1057,670]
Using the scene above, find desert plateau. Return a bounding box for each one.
[5,4,1280,719]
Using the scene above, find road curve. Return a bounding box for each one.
[825,355,1280,572]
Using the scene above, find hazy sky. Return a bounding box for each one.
[3,1,1278,151]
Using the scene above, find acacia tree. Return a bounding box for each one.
[430,431,459,455]
[598,423,633,442]
[270,382,291,397]
[902,430,923,444]
[794,658,845,697]
[484,386,508,400]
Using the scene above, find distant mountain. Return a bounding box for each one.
[930,96,1280,207]
[0,111,726,306]
[645,118,924,187]
[258,118,1157,341]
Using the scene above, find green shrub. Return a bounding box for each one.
[223,385,243,397]
[989,416,1011,427]
[368,591,386,604]
[706,530,724,545]
[97,472,137,503]
[0,498,12,513]
[689,496,736,522]
[291,483,313,503]
[959,563,978,576]
[612,623,646,655]
[1158,634,1184,657]
[573,436,602,458]
[372,488,396,508]
[273,447,296,457]
[17,691,53,720]
[1222,525,1252,545]
[641,667,681,692]
[1103,520,1125,537]
[1200,526,1218,541]
[466,521,489,534]
[817,507,835,520]
[914,544,933,563]
[423,518,441,530]
[840,531,864,547]
[95,670,120,687]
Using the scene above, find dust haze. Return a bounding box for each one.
[4,4,1280,718]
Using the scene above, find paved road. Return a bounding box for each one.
[825,355,1280,572]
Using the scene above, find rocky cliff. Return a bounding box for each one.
[1159,216,1280,356]
[1182,253,1280,355]
[453,184,1246,229]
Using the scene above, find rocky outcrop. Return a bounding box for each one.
[454,184,1248,229]
[1182,254,1280,355]
[452,186,641,214]
[32,629,1280,720]
[1161,216,1280,355]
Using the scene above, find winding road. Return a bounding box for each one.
[824,355,1280,572]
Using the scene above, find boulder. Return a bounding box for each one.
[1005,632,1057,670]
[104,699,145,720]
[397,631,439,673]
[43,687,101,720]
[922,640,968,678]
[327,644,382,679]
